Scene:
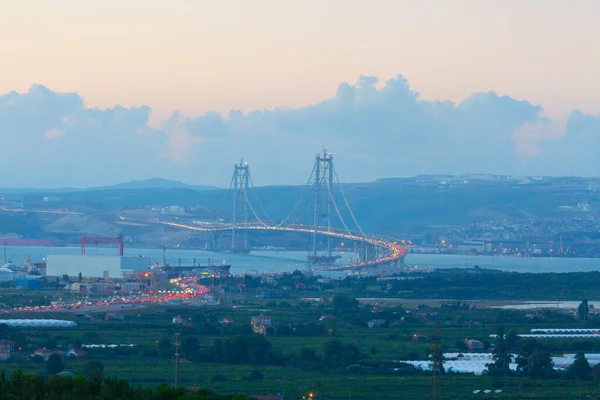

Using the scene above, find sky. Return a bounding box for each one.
[1,0,600,188]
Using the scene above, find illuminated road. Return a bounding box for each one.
[154,220,406,271]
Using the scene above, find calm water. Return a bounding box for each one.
[3,246,600,274]
[408,253,600,273]
[1,245,357,275]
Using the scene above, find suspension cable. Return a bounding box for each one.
[285,200,314,227]
[218,171,236,225]
[272,162,317,227]
[242,189,270,226]
[328,189,353,236]
[246,162,316,228]
[332,164,366,237]
[247,171,275,225]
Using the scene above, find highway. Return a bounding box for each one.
[153,220,407,271]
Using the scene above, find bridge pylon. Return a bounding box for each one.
[309,149,335,264]
[231,159,250,251]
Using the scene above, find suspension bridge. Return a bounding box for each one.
[157,150,406,273]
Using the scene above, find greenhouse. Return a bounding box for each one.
[0,319,77,328]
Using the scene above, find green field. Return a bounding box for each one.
[2,290,600,400]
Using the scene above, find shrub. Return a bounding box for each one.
[247,369,263,380]
[211,374,227,382]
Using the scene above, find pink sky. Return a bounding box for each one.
[2,0,599,123]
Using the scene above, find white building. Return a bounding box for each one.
[161,205,185,215]
[46,255,150,280]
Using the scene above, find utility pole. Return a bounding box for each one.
[174,332,180,388]
[431,328,443,400]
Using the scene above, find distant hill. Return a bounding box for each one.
[92,178,218,191]
[0,212,47,238]
[15,177,594,237]
[0,179,218,195]
[4,176,597,239]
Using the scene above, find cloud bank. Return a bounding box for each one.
[0,76,598,188]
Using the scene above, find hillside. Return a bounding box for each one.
[12,177,596,238]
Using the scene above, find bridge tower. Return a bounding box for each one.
[231,160,250,251]
[310,149,335,263]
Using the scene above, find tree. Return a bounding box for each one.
[31,355,44,364]
[0,323,9,340]
[527,349,554,378]
[568,352,591,380]
[506,330,519,349]
[78,272,82,282]
[46,353,64,374]
[201,335,287,366]
[332,296,359,312]
[82,360,105,377]
[247,369,263,380]
[62,274,70,283]
[322,339,360,369]
[516,355,528,374]
[158,337,173,358]
[487,325,512,376]
[578,299,589,321]
[182,336,199,354]
[592,363,600,381]
[299,347,320,370]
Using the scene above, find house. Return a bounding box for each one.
[412,334,427,343]
[0,340,15,361]
[161,205,185,215]
[251,315,272,335]
[368,319,386,328]
[219,319,234,327]
[105,313,125,321]
[465,339,484,350]
[33,348,64,361]
[252,395,284,400]
[67,349,87,358]
[319,315,335,322]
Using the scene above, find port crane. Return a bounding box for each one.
[80,236,124,256]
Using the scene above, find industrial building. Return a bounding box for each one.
[15,278,42,289]
[45,255,150,280]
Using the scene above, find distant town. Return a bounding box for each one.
[2,174,600,257]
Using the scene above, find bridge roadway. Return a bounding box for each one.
[153,220,407,271]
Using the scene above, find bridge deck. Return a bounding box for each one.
[154,221,406,271]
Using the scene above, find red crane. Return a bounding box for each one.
[81,236,124,256]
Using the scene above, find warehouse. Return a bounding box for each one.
[45,254,150,280]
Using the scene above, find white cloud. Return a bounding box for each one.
[1,77,599,187]
[44,128,65,140]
